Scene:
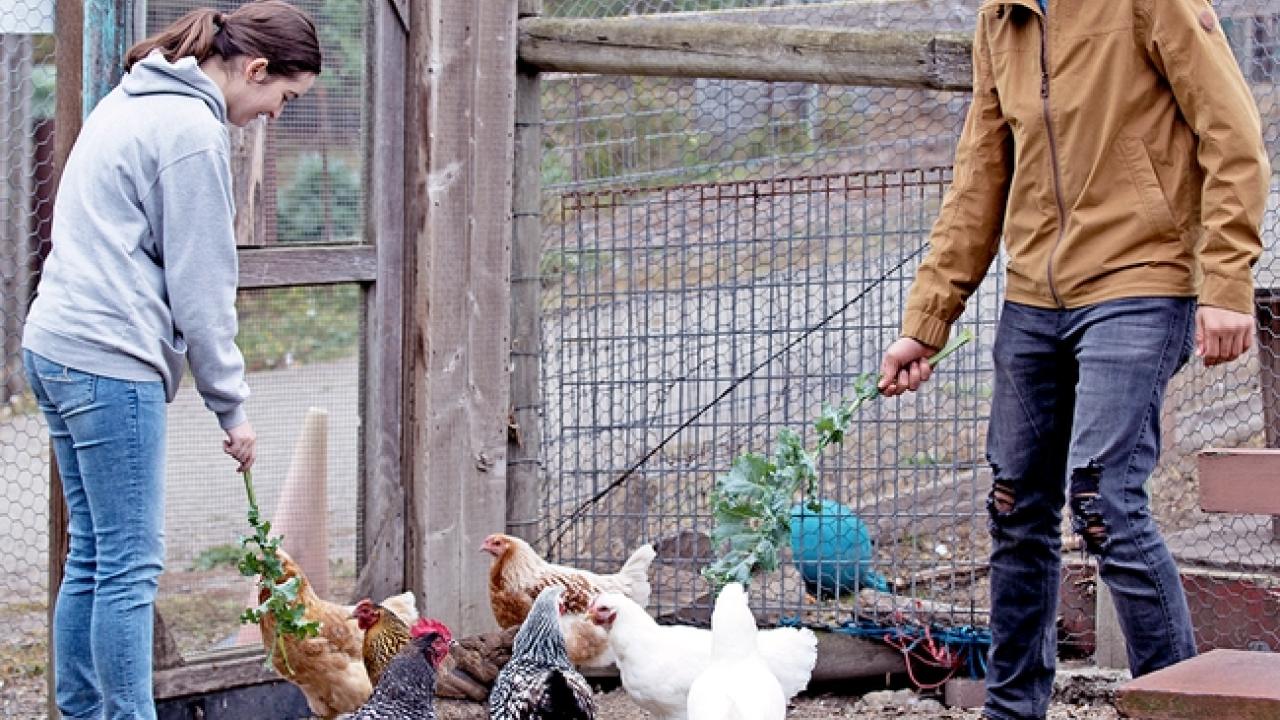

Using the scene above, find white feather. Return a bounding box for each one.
[592,589,815,720]
[686,583,786,720]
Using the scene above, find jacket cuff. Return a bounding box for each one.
[901,309,952,351]
[216,405,248,432]
[1200,270,1256,316]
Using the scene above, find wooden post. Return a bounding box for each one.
[229,118,268,247]
[1,35,33,403]
[355,0,410,605]
[81,0,134,113]
[506,0,543,543]
[406,0,518,635]
[50,0,85,713]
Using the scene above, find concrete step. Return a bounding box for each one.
[1115,649,1280,720]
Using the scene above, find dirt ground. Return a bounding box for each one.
[1,659,1125,719]
[590,673,1124,719]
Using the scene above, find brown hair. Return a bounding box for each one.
[124,0,321,77]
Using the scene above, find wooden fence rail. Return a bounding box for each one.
[517,17,973,90]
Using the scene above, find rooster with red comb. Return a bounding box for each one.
[352,618,454,719]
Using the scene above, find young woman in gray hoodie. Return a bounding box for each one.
[22,3,320,717]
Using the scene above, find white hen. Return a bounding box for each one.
[686,583,786,720]
[588,589,815,720]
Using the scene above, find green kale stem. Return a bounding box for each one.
[922,327,973,373]
[238,470,320,674]
[703,328,975,590]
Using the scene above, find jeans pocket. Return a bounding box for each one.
[30,356,97,414]
[1176,302,1196,372]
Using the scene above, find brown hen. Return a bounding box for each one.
[481,533,655,667]
[254,549,417,718]
[353,598,411,688]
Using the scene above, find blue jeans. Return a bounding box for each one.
[982,299,1198,720]
[24,350,166,720]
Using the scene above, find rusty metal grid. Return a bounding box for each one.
[540,169,1004,637]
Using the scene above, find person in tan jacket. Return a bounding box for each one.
[877,1,1270,719]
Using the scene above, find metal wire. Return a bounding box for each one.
[536,0,1280,659]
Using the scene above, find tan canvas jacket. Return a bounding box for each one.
[902,0,1271,349]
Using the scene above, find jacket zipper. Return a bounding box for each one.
[1039,7,1067,308]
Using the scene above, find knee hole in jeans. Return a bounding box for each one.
[1069,460,1108,554]
[987,481,1017,516]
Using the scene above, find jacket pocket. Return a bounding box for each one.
[31,356,97,414]
[1117,137,1179,237]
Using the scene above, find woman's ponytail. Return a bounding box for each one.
[124,1,321,77]
[125,8,221,72]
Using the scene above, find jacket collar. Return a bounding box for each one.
[979,0,1045,17]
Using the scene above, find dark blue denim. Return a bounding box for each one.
[25,350,166,720]
[982,298,1198,720]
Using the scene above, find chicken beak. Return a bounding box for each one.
[588,606,615,628]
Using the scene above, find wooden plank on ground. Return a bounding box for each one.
[153,648,277,699]
[407,0,518,636]
[1198,448,1280,515]
[518,17,972,90]
[1117,649,1280,720]
[810,630,907,682]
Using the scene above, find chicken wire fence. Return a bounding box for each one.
[0,0,369,682]
[0,0,56,696]
[534,0,1280,670]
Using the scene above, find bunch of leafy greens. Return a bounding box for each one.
[237,471,320,672]
[702,329,974,590]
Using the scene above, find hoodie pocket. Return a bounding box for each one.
[159,334,188,402]
[1117,137,1178,238]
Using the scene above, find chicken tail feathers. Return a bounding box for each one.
[617,544,656,608]
[540,669,595,719]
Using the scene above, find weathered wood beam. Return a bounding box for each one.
[355,0,410,606]
[237,246,377,289]
[506,1,543,543]
[153,648,277,700]
[518,17,973,91]
[82,0,134,111]
[230,118,268,247]
[406,0,517,637]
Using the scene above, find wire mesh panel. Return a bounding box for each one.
[155,284,362,658]
[0,2,55,712]
[541,170,1003,636]
[139,0,370,658]
[536,0,1280,666]
[147,0,366,246]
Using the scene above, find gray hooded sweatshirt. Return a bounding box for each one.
[24,51,248,430]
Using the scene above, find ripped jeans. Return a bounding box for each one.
[982,298,1197,720]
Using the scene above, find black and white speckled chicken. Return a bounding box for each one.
[352,618,452,720]
[488,585,596,720]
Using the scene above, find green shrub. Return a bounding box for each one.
[236,285,360,371]
[276,153,361,243]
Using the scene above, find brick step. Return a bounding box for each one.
[1116,649,1280,720]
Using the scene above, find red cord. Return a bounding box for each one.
[882,626,963,691]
